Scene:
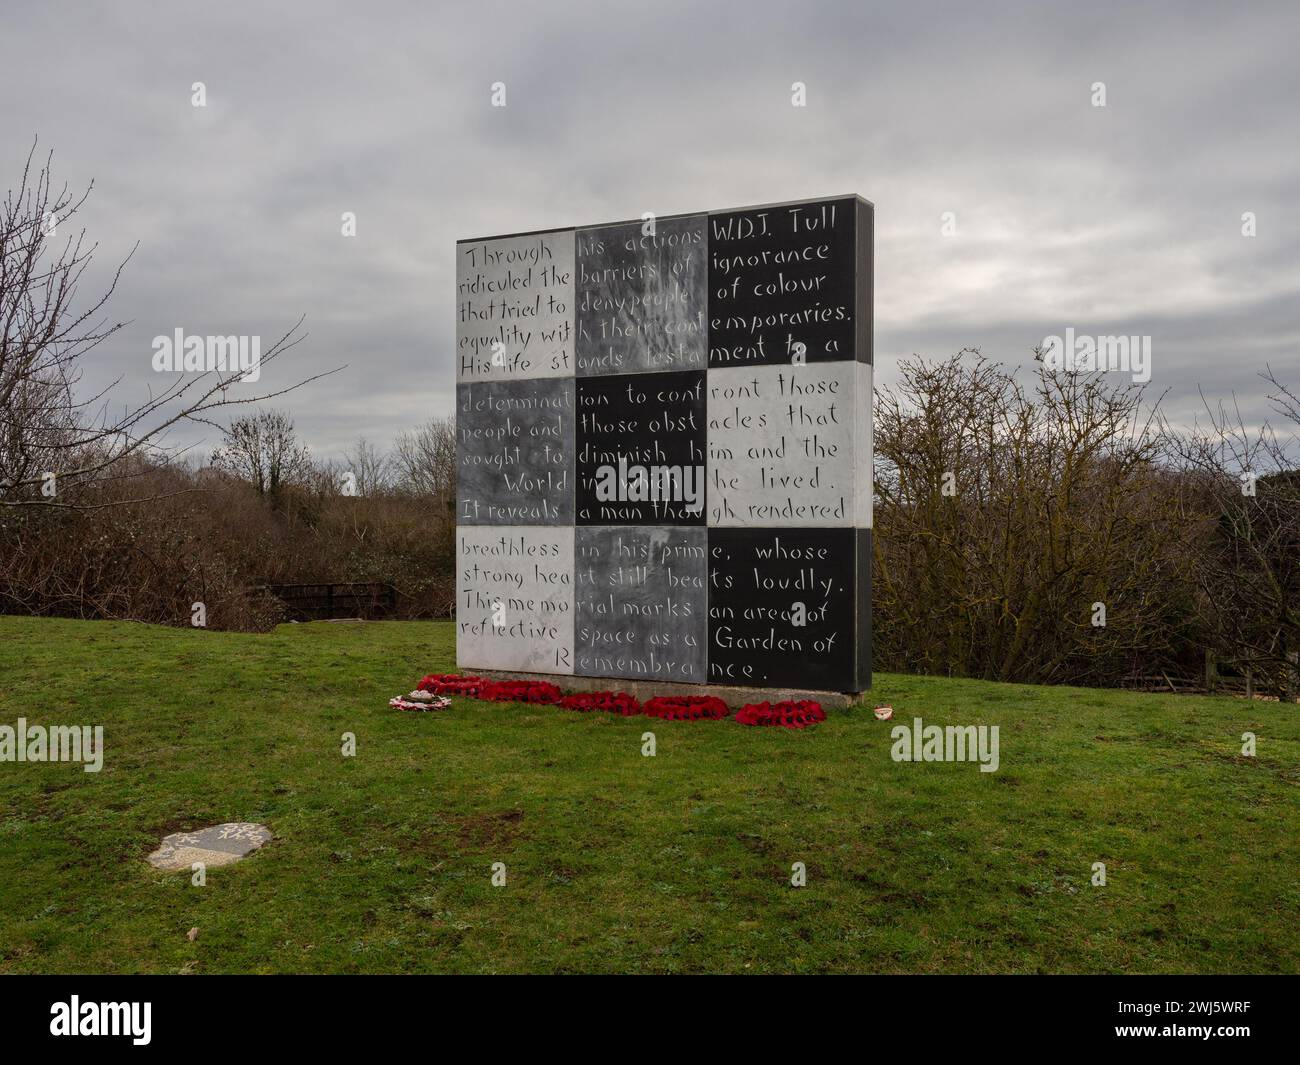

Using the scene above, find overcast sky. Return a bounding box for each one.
[5,0,1298,461]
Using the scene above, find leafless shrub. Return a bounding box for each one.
[1170,369,1300,697]
[873,350,1203,686]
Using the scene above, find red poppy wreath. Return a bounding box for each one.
[735,700,825,728]
[557,691,642,715]
[478,680,562,704]
[641,695,730,721]
[417,673,484,697]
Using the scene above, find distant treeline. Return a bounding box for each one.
[0,413,457,631]
[3,355,1298,696]
[871,352,1299,696]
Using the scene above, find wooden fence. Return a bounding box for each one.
[260,582,398,621]
[1124,650,1299,701]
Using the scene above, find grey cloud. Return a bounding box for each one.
[3,0,1297,460]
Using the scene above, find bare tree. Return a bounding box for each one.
[393,416,456,505]
[1172,370,1300,698]
[210,409,311,500]
[343,436,393,497]
[0,139,336,510]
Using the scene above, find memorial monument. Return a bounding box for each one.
[455,195,872,697]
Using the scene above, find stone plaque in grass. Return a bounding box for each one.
[147,823,272,871]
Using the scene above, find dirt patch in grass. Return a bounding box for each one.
[453,809,525,848]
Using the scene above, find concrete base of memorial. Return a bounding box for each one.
[474,669,864,711]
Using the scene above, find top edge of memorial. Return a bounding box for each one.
[455,194,873,245]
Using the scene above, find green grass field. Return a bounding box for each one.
[0,616,1296,974]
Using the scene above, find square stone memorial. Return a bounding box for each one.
[575,369,706,525]
[456,229,575,382]
[706,527,866,691]
[574,525,708,683]
[576,215,707,376]
[707,197,862,369]
[456,378,574,525]
[706,361,871,528]
[455,196,873,693]
[456,525,576,675]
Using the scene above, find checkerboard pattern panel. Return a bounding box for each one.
[456,197,872,691]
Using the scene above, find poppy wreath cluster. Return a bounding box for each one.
[417,673,484,697]
[557,691,641,715]
[401,673,826,729]
[477,679,562,704]
[735,700,825,728]
[642,695,731,721]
